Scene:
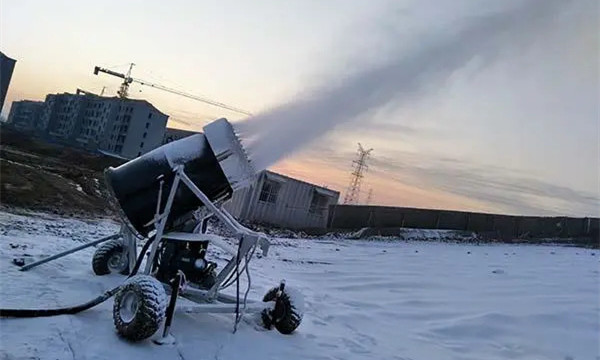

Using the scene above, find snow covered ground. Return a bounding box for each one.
[0,211,598,360]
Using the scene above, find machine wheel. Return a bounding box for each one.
[261,285,304,334]
[113,275,167,342]
[92,239,129,275]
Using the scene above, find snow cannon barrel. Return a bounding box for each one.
[104,118,256,237]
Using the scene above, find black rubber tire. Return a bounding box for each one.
[113,275,166,342]
[92,239,129,276]
[262,286,303,335]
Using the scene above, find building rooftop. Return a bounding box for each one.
[264,169,340,197]
[55,92,169,117]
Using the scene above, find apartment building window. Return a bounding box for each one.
[142,132,147,139]
[259,180,281,204]
[145,122,150,129]
[148,113,152,119]
[140,142,144,148]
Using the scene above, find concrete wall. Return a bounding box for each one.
[328,205,599,239]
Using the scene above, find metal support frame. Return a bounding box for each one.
[154,272,182,345]
[143,170,182,275]
[177,301,265,315]
[122,228,137,273]
[137,165,270,315]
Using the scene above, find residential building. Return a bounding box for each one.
[225,170,340,229]
[41,93,88,139]
[76,96,120,150]
[102,99,168,158]
[7,100,44,130]
[36,92,168,159]
[0,51,16,113]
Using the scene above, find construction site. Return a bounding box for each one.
[0,1,598,357]
[2,61,346,230]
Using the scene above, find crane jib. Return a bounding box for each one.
[92,64,252,116]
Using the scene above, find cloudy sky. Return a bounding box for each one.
[1,0,598,216]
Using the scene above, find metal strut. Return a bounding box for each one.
[142,165,268,309]
[18,233,121,272]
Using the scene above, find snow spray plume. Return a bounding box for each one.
[234,0,567,171]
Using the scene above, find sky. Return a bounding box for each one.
[1,0,598,217]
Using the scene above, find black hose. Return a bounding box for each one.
[0,236,157,318]
[0,286,122,318]
[233,238,242,333]
[128,235,155,278]
[220,244,256,290]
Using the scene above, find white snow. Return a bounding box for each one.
[163,134,204,168]
[283,286,305,316]
[132,133,204,169]
[0,211,598,360]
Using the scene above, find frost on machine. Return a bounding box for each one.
[1,118,304,344]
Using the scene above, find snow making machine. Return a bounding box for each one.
[91,118,303,342]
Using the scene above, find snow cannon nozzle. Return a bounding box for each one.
[203,118,256,191]
[104,118,257,238]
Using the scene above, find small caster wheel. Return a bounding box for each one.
[261,282,304,334]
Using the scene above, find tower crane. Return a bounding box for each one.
[93,63,252,116]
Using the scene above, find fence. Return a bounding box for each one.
[327,205,599,239]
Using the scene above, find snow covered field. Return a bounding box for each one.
[0,211,598,360]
